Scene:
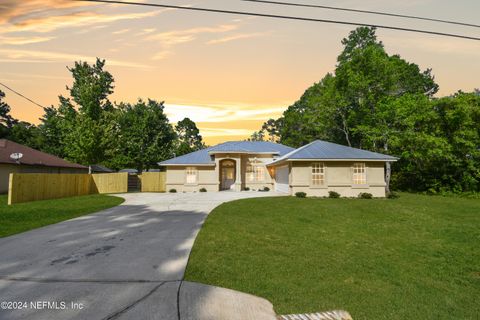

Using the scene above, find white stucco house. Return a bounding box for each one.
[158,140,397,197]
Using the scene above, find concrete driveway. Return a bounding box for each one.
[0,192,282,320]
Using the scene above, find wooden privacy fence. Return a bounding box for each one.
[8,173,92,205]
[139,172,166,192]
[91,172,129,194]
[8,172,166,205]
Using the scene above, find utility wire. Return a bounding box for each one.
[0,82,45,109]
[75,0,480,41]
[240,0,480,29]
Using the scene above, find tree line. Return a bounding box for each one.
[251,27,480,194]
[0,59,205,172]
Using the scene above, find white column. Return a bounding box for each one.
[235,155,242,191]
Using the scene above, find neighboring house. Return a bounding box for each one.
[0,139,88,193]
[158,140,397,197]
[89,164,114,173]
[119,168,138,174]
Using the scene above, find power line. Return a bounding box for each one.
[240,0,480,29]
[0,82,45,109]
[75,0,480,41]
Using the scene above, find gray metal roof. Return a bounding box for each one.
[269,140,397,165]
[158,141,294,166]
[209,141,294,155]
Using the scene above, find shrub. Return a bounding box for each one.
[199,188,207,192]
[387,191,399,199]
[263,186,270,191]
[243,187,250,191]
[328,191,340,198]
[169,189,177,193]
[358,192,373,199]
[295,192,307,198]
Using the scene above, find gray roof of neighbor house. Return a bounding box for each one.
[90,164,114,173]
[268,140,398,165]
[158,141,295,166]
[0,139,87,169]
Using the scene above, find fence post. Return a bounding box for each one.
[7,173,14,205]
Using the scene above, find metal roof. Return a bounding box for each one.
[209,141,294,154]
[269,140,397,165]
[158,141,294,166]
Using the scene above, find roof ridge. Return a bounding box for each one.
[278,140,317,160]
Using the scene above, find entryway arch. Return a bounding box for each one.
[219,159,236,191]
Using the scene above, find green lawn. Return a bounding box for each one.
[185,193,480,319]
[0,194,124,238]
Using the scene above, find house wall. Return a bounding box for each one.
[164,153,277,192]
[240,154,274,191]
[165,166,218,192]
[286,161,386,197]
[0,164,87,194]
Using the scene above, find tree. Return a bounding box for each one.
[67,59,114,120]
[260,27,444,192]
[249,130,265,141]
[333,28,438,191]
[337,26,382,64]
[107,99,176,172]
[0,90,16,139]
[175,117,204,156]
[8,121,41,149]
[261,118,283,142]
[43,58,116,165]
[0,90,41,148]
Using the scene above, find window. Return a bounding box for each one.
[352,163,366,185]
[311,163,325,186]
[246,162,265,182]
[186,167,197,184]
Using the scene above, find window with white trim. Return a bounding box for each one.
[246,162,265,182]
[352,163,366,185]
[186,167,197,184]
[311,162,325,186]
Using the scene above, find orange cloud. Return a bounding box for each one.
[146,24,239,60]
[0,48,150,68]
[0,35,55,45]
[207,32,269,45]
[0,0,90,24]
[3,10,166,34]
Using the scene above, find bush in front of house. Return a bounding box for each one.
[263,186,270,192]
[243,187,250,191]
[199,188,207,192]
[358,192,373,199]
[328,191,340,198]
[387,191,399,199]
[169,188,177,193]
[295,192,307,198]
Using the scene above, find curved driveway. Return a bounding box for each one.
[0,192,282,320]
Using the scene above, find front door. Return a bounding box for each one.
[220,160,236,190]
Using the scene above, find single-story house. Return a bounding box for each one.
[0,139,88,193]
[158,140,397,197]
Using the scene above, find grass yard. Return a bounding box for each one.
[185,193,480,319]
[0,194,124,238]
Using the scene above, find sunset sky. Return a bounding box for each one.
[1,0,479,144]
